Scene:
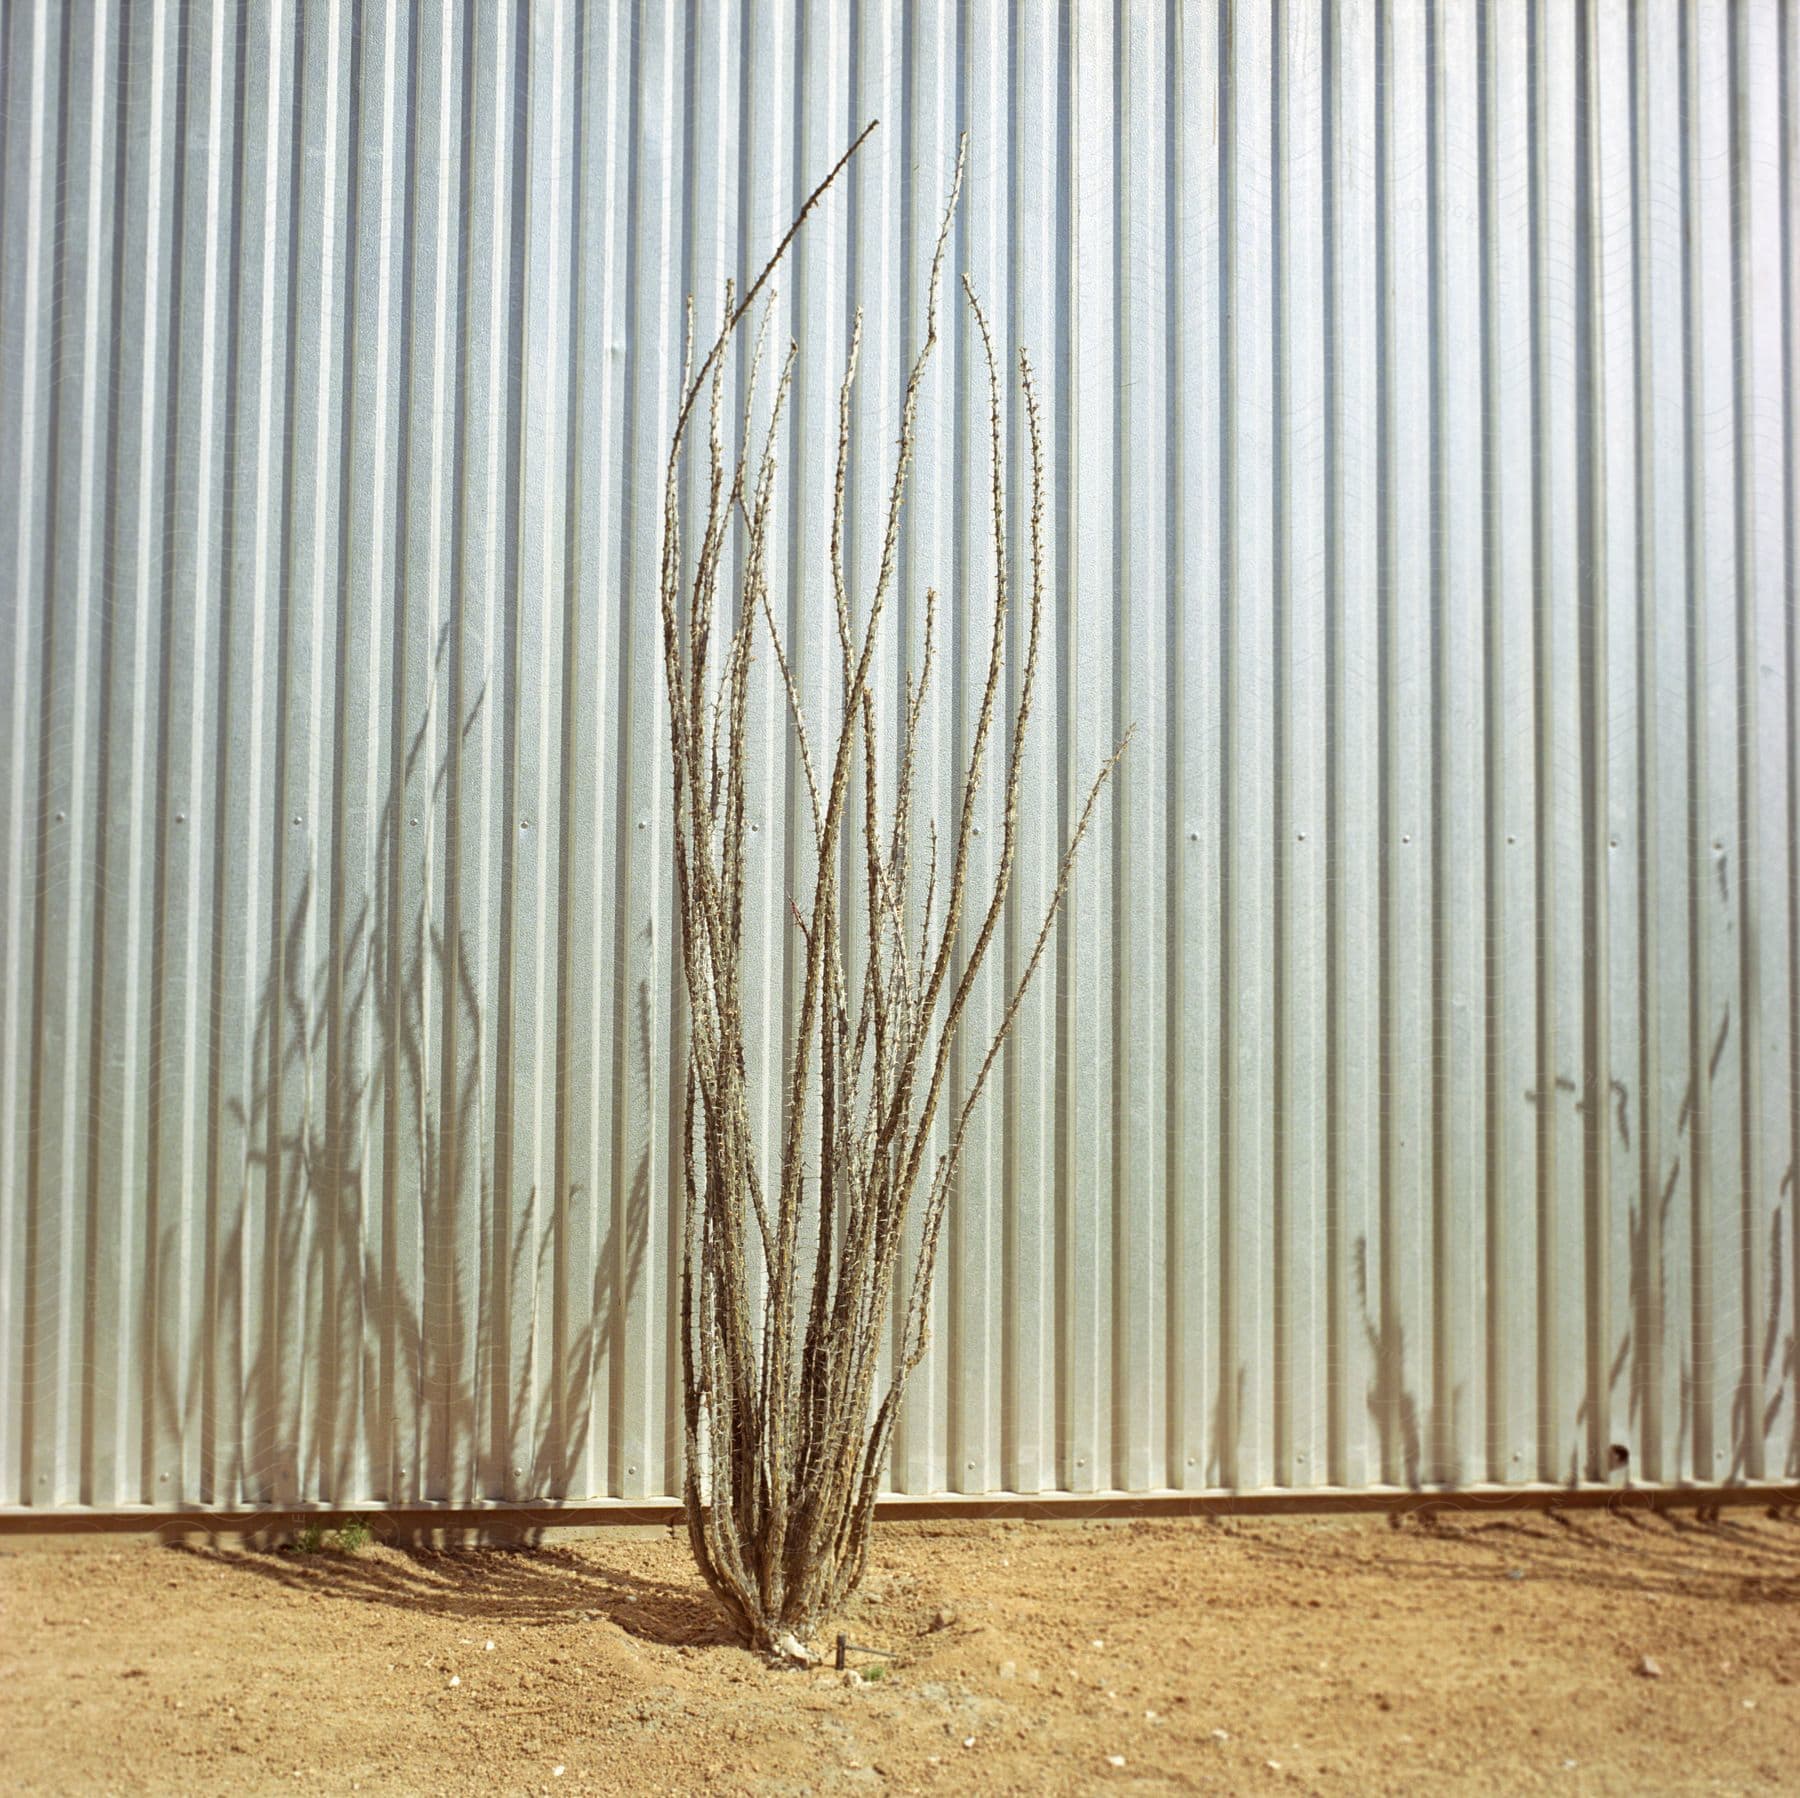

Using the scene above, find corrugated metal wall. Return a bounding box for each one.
[2,0,1796,1514]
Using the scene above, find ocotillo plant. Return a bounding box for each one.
[657,124,1127,1661]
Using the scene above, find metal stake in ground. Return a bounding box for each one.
[835,1634,900,1672]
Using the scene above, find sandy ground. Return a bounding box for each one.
[3,1507,1797,1795]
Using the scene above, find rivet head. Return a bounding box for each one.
[520,819,530,831]
[1296,831,1306,841]
[174,813,186,824]
[293,815,303,827]
[1187,830,1199,842]
[627,1464,637,1477]
[55,810,65,822]
[1401,833,1411,845]
[410,816,419,827]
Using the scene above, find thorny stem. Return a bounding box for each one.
[657,123,1128,1660]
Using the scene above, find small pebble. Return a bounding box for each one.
[1211,1728,1230,1742]
[553,1769,564,1779]
[1637,1656,1663,1680]
[962,1736,976,1750]
[1091,1638,1105,1650]
[485,1641,496,1653]
[1106,1754,1126,1768]
[447,1675,460,1688]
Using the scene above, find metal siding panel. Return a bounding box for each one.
[577,0,619,1502]
[1170,0,1224,1493]
[1274,0,1327,1494]
[1539,0,1594,1488]
[404,0,464,1506]
[1380,0,1432,1491]
[1224,0,1277,1494]
[1482,0,1541,1485]
[1059,0,1114,1498]
[2,0,1795,1513]
[734,0,800,1492]
[781,0,849,1494]
[1689,0,1744,1484]
[946,0,997,1498]
[1114,0,1167,1497]
[1432,0,1490,1483]
[466,0,508,1503]
[32,0,92,1511]
[328,0,402,1510]
[1001,0,1058,1497]
[1777,0,1800,1485]
[509,0,574,1501]
[842,0,900,1469]
[0,0,56,1511]
[169,0,235,1507]
[141,0,191,1504]
[1326,0,1380,1491]
[1734,0,1790,1485]
[617,0,682,1502]
[85,0,146,1509]
[103,0,165,1519]
[1593,0,1640,1481]
[276,0,355,1505]
[213,0,295,1510]
[1434,0,1487,1488]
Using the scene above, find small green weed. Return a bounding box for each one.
[285,1515,372,1555]
[333,1516,372,1554]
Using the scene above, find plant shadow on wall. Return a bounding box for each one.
[1355,1235,1425,1490]
[1339,989,1796,1495]
[1600,1005,1797,1488]
[150,624,652,1511]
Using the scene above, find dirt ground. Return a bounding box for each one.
[3,1506,1797,1796]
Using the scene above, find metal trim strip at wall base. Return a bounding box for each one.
[4,1483,1796,1549]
